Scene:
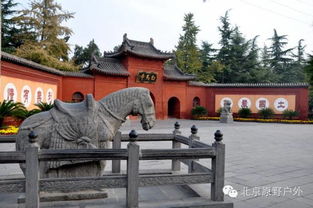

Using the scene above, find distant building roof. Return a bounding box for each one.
[1,52,93,78]
[164,64,196,81]
[103,33,174,60]
[189,81,309,88]
[88,56,129,77]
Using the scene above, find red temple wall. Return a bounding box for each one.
[0,59,309,120]
[94,75,127,100]
[61,76,94,101]
[207,87,308,120]
[124,56,166,119]
[186,85,208,118]
[1,61,62,108]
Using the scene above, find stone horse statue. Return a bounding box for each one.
[16,87,156,178]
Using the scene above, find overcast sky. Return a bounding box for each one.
[17,0,313,56]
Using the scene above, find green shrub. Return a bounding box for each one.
[13,108,41,120]
[191,106,208,118]
[258,108,274,119]
[0,100,26,127]
[283,110,299,120]
[238,108,252,118]
[35,102,54,111]
[15,102,54,120]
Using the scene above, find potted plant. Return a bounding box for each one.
[0,100,26,127]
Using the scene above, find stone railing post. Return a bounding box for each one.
[172,122,181,171]
[126,130,140,208]
[25,130,40,208]
[112,131,122,173]
[188,125,199,173]
[211,130,225,201]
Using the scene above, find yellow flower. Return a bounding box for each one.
[0,126,19,134]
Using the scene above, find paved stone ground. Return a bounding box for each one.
[1,119,313,207]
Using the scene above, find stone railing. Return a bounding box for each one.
[0,122,233,208]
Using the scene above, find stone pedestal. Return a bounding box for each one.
[220,112,233,123]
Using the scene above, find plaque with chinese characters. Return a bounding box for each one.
[136,72,157,83]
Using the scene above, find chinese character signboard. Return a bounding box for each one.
[274,98,288,111]
[3,83,17,102]
[256,98,269,110]
[21,85,32,107]
[46,88,54,104]
[238,97,251,108]
[136,72,157,83]
[35,87,44,104]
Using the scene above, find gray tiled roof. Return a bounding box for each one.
[164,64,196,81]
[89,56,129,76]
[1,51,93,78]
[62,71,93,78]
[189,81,309,88]
[103,33,174,60]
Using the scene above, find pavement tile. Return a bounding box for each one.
[267,198,312,208]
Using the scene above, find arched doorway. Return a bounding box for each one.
[168,97,180,118]
[72,92,84,103]
[193,97,200,107]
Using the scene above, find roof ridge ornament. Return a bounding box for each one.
[149,37,154,45]
[123,33,128,41]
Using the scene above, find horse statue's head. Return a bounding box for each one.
[99,87,156,131]
[131,88,156,130]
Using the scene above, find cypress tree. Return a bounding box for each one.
[72,39,102,67]
[216,11,234,83]
[267,29,294,80]
[175,13,202,75]
[198,41,219,83]
[1,0,32,52]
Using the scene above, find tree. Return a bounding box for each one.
[267,29,294,81]
[285,39,306,82]
[13,0,77,71]
[305,55,313,86]
[1,0,17,52]
[305,55,313,114]
[175,13,202,75]
[1,0,33,52]
[227,27,252,82]
[293,39,306,65]
[260,45,271,69]
[216,10,234,83]
[72,39,102,67]
[198,41,218,83]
